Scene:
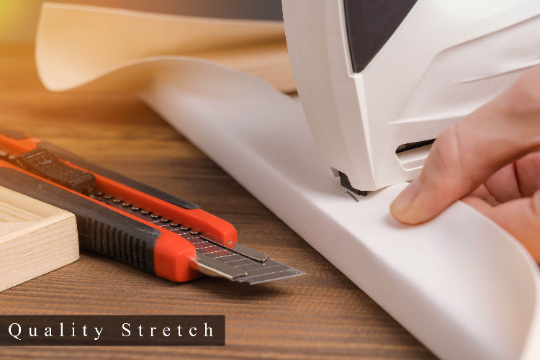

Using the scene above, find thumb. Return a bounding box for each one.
[390,65,540,224]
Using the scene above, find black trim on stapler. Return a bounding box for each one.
[339,171,368,197]
[396,139,435,154]
[343,0,418,73]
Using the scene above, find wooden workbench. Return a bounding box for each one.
[0,44,437,359]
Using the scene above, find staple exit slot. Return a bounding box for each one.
[396,140,434,170]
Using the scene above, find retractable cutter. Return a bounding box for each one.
[0,129,305,284]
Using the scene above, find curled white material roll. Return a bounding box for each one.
[36,4,540,359]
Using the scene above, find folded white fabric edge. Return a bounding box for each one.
[35,4,540,360]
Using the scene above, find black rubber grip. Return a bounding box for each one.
[0,168,161,274]
[343,0,418,73]
[37,141,200,210]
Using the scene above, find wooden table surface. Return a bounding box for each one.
[0,44,437,360]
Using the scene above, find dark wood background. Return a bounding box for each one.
[0,44,437,359]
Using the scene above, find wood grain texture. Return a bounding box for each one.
[0,186,79,292]
[0,44,437,359]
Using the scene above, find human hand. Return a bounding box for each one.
[390,65,540,261]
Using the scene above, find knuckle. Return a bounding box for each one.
[425,125,471,192]
[438,123,482,191]
[431,125,463,172]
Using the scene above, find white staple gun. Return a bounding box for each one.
[283,0,540,195]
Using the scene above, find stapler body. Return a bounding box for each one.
[283,0,540,194]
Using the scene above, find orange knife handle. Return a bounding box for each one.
[0,160,201,282]
[0,130,238,244]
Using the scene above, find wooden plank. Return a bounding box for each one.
[0,186,79,292]
[191,40,296,93]
[0,44,437,360]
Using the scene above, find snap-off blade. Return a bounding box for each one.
[100,196,305,285]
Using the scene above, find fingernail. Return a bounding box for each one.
[390,179,422,215]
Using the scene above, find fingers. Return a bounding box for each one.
[470,184,492,201]
[484,164,520,203]
[461,196,493,214]
[463,192,540,262]
[476,154,540,201]
[469,184,500,206]
[391,65,540,224]
[516,152,540,197]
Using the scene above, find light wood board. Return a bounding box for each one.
[0,185,79,292]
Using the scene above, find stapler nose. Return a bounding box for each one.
[338,172,367,197]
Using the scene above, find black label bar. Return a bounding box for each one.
[0,316,225,346]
